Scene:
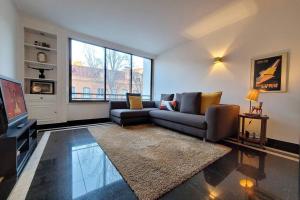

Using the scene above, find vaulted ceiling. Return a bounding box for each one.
[14,0,254,56]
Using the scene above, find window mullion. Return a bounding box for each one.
[130,55,133,93]
[104,48,107,101]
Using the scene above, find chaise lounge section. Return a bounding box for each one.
[110,100,240,142]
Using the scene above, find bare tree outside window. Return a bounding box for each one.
[83,45,103,68]
[106,49,130,100]
[70,39,151,101]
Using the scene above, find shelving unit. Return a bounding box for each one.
[24,27,58,95]
[23,27,59,125]
[24,43,57,51]
[24,60,57,68]
[24,77,56,82]
[0,120,37,177]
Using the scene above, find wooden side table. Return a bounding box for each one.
[238,114,269,148]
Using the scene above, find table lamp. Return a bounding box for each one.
[245,89,260,114]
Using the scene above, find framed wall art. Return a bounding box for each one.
[30,80,55,95]
[250,51,288,92]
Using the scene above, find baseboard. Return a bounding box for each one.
[266,138,299,154]
[37,118,111,130]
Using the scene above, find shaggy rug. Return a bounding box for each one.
[88,124,231,200]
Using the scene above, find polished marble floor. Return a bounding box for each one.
[2,126,299,200]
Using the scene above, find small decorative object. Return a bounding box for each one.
[245,131,250,138]
[37,52,47,63]
[245,89,260,115]
[30,81,54,94]
[42,42,50,48]
[28,66,53,79]
[251,51,288,92]
[251,102,263,115]
[34,41,50,48]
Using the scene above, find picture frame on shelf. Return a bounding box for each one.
[30,80,55,95]
[250,51,289,93]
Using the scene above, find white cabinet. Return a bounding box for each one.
[25,94,57,125]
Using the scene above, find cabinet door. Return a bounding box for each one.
[28,104,57,125]
[25,95,57,125]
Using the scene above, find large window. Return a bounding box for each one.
[70,39,105,101]
[132,56,152,100]
[69,39,152,102]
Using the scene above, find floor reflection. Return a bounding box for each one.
[71,142,123,198]
[161,142,299,200]
[26,128,136,200]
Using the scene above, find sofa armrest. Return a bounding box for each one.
[109,101,128,111]
[205,104,240,142]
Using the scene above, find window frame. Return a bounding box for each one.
[69,38,153,103]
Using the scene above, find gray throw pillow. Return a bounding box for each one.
[160,94,174,101]
[180,92,201,114]
[126,93,141,108]
[175,93,182,111]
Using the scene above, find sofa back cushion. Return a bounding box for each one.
[175,93,182,111]
[180,92,201,114]
[200,91,222,114]
[129,96,143,109]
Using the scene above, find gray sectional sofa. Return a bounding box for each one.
[109,100,240,142]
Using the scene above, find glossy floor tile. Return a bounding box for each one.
[6,127,299,200]
[25,128,136,200]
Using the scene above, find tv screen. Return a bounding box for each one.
[0,76,27,125]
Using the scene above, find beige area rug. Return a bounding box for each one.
[88,124,231,200]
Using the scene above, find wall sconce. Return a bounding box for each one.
[214,57,223,64]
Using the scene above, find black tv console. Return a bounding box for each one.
[0,119,37,178]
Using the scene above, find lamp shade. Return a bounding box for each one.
[245,89,259,101]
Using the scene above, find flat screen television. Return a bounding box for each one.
[0,75,28,127]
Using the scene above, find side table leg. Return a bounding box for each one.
[260,119,267,148]
[241,117,245,144]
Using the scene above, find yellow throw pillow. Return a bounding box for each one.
[129,96,143,109]
[200,91,222,114]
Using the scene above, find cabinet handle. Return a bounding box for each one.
[40,97,43,100]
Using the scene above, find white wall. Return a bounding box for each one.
[20,15,155,122]
[0,0,20,78]
[154,0,300,144]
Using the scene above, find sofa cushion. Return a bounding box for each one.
[200,91,222,114]
[175,93,182,111]
[126,93,141,108]
[160,100,177,111]
[161,94,174,101]
[149,110,207,130]
[180,92,201,114]
[129,96,143,109]
[111,108,158,118]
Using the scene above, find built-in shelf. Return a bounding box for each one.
[17,139,28,151]
[24,27,58,125]
[24,60,56,69]
[24,77,56,82]
[24,43,57,52]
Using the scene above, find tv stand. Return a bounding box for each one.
[0,119,37,177]
[17,122,27,129]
